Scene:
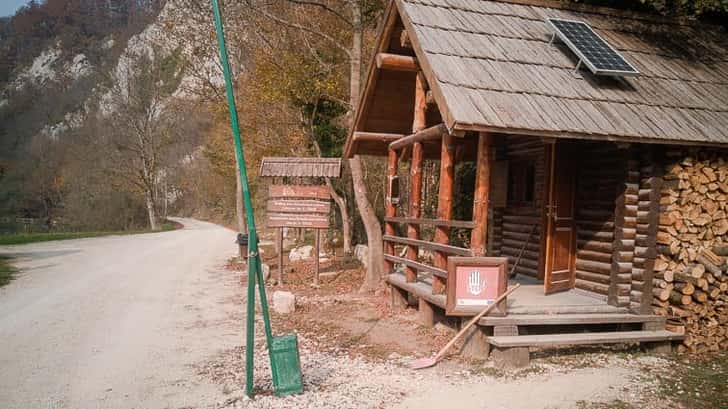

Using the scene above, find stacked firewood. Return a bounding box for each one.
[654,152,728,353]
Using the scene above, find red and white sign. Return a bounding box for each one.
[455,265,501,307]
[446,257,508,316]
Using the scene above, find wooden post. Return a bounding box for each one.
[277,227,284,285]
[433,132,455,294]
[640,146,663,314]
[406,72,427,283]
[314,229,321,286]
[384,148,399,272]
[471,132,492,257]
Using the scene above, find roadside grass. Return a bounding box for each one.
[0,255,16,287]
[0,219,182,246]
[653,353,728,409]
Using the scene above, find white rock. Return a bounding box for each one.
[273,291,296,314]
[261,263,270,282]
[354,244,369,269]
[289,245,314,261]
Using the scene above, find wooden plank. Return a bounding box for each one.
[488,330,685,348]
[384,217,476,229]
[384,255,447,278]
[267,213,328,229]
[386,273,446,308]
[267,199,330,214]
[269,185,329,200]
[383,235,473,256]
[478,313,665,327]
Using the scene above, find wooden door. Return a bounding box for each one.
[543,142,577,294]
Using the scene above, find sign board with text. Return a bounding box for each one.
[266,213,329,229]
[267,199,330,214]
[269,185,330,200]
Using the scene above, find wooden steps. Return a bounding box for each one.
[478,313,665,327]
[488,330,684,348]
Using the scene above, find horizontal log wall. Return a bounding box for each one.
[574,144,622,300]
[498,136,545,279]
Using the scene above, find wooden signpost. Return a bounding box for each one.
[266,185,330,285]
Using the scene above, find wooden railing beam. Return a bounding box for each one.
[389,123,447,151]
[376,52,418,71]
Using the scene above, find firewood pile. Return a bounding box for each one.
[654,152,728,353]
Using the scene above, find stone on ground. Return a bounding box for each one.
[289,245,314,261]
[354,244,369,269]
[273,291,296,314]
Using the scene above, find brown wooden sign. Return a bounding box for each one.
[267,199,330,214]
[267,213,329,229]
[269,185,330,200]
[446,257,508,316]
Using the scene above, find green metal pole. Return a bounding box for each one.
[211,0,260,397]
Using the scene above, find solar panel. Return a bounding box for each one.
[546,18,639,77]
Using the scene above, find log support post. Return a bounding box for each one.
[492,347,530,369]
[639,146,663,314]
[433,132,455,294]
[471,132,492,257]
[406,72,427,282]
[391,285,409,311]
[460,322,491,359]
[610,150,638,307]
[418,297,435,327]
[384,148,399,272]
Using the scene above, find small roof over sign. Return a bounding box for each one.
[259,157,342,178]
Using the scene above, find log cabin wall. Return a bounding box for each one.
[495,136,545,279]
[574,143,623,300]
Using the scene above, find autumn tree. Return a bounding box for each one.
[102,47,185,230]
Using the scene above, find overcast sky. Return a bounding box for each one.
[1,0,30,17]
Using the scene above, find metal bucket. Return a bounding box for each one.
[270,333,304,396]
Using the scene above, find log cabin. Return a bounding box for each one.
[342,0,728,364]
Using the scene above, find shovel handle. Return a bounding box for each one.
[434,283,521,361]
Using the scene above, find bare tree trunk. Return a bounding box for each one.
[350,155,383,291]
[146,191,158,230]
[326,178,352,254]
[235,158,247,232]
[347,2,382,290]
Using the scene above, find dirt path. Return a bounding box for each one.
[0,218,243,409]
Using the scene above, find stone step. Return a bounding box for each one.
[488,330,684,348]
[478,313,665,327]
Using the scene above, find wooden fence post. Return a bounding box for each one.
[433,132,455,294]
[385,149,399,272]
[406,72,427,283]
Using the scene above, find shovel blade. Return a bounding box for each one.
[410,356,438,370]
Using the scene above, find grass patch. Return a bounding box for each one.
[654,353,728,409]
[0,220,181,245]
[0,256,16,287]
[576,400,636,409]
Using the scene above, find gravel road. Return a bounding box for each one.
[0,218,243,409]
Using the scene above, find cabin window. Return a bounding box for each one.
[507,161,536,206]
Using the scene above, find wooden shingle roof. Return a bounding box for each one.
[259,157,342,178]
[379,0,728,146]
